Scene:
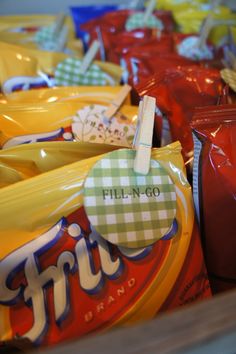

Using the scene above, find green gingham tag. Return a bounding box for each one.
[125,12,163,32]
[54,58,114,86]
[84,149,177,248]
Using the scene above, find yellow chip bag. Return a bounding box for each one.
[0,14,75,49]
[155,0,206,11]
[0,142,211,348]
[0,141,119,188]
[1,86,131,105]
[0,101,137,149]
[173,5,233,38]
[0,42,122,94]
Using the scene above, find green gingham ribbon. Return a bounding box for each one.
[84,149,177,248]
[54,57,114,86]
[125,12,164,32]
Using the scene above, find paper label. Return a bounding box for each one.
[84,149,177,248]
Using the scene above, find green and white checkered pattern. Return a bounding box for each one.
[125,12,164,32]
[34,26,58,51]
[34,25,67,51]
[55,58,113,86]
[84,149,177,248]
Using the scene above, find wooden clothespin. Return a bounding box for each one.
[104,84,132,120]
[133,95,156,175]
[53,13,66,36]
[79,40,100,74]
[198,15,214,49]
[143,0,156,25]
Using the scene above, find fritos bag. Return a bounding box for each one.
[0,42,122,94]
[0,86,131,105]
[135,66,224,163]
[0,14,75,49]
[0,102,137,149]
[191,104,236,293]
[0,141,119,188]
[0,142,211,347]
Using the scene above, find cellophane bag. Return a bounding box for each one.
[191,104,236,293]
[0,141,119,188]
[0,142,211,348]
[1,86,131,105]
[135,66,224,163]
[0,101,137,149]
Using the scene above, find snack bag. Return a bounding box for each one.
[0,41,122,94]
[0,14,75,50]
[0,101,137,149]
[80,9,175,60]
[1,86,131,105]
[191,105,236,293]
[0,142,211,347]
[155,0,206,12]
[0,141,119,188]
[134,66,223,163]
[173,5,233,39]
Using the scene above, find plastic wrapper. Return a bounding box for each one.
[0,42,123,94]
[0,14,75,50]
[0,86,131,105]
[134,66,224,163]
[0,141,211,347]
[191,104,236,293]
[0,141,119,188]
[0,101,137,149]
[80,9,175,60]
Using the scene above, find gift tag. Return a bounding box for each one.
[84,149,177,248]
[72,104,136,147]
[55,58,114,86]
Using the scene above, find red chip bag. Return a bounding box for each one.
[123,52,195,86]
[191,104,236,293]
[81,9,176,61]
[135,66,224,162]
[105,29,162,64]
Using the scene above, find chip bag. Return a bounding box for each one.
[0,141,211,347]
[191,104,236,293]
[0,14,75,50]
[1,86,131,105]
[0,141,119,188]
[0,41,122,94]
[0,101,137,149]
[135,66,224,163]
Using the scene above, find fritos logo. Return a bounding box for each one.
[0,207,170,346]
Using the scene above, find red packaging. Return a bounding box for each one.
[135,66,224,162]
[123,53,195,86]
[191,104,236,293]
[81,9,175,61]
[105,29,168,64]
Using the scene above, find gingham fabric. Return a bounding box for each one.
[125,12,164,32]
[55,58,112,86]
[84,149,177,248]
[221,68,236,93]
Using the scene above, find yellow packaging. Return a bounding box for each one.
[0,142,211,347]
[155,0,206,11]
[0,101,137,149]
[173,5,235,44]
[0,141,119,188]
[0,42,122,94]
[0,86,131,105]
[0,14,75,49]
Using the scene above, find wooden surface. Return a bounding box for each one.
[34,289,236,354]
